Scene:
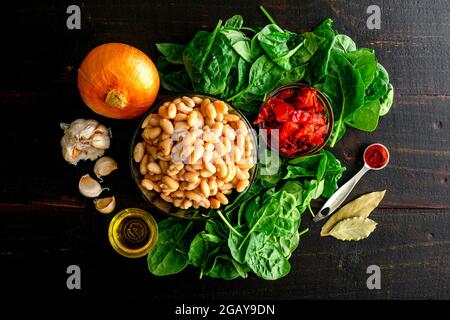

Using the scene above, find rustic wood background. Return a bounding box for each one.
[1,0,449,300]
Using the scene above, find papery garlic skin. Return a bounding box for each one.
[93,196,116,214]
[79,174,106,198]
[94,156,118,179]
[60,119,112,165]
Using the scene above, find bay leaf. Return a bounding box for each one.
[320,190,386,236]
[325,217,377,241]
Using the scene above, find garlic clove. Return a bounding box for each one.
[83,146,105,161]
[94,156,118,179]
[93,196,116,214]
[91,133,111,149]
[78,119,100,141]
[94,124,109,136]
[79,174,106,198]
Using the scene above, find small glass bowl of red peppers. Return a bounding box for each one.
[254,83,334,158]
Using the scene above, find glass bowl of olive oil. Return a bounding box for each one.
[108,208,158,258]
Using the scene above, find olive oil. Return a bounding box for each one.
[108,208,158,258]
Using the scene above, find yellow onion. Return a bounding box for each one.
[77,43,160,119]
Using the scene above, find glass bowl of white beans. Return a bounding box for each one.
[130,94,258,220]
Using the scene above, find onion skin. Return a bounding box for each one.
[77,43,160,119]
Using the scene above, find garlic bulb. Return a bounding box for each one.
[60,119,112,165]
[79,174,107,198]
[94,156,118,179]
[93,196,116,214]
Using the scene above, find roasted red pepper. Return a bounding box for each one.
[280,121,300,143]
[276,89,294,100]
[291,110,312,125]
[271,98,294,122]
[255,86,328,156]
[254,104,270,125]
[293,87,316,108]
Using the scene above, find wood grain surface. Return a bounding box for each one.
[1,0,449,300]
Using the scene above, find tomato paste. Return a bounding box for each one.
[364,144,389,168]
[255,87,328,156]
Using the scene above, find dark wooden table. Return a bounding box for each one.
[1,0,449,301]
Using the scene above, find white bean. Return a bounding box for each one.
[133,142,145,163]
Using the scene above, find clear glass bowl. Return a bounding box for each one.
[129,94,258,220]
[108,208,158,258]
[258,83,334,158]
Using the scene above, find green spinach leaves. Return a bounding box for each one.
[307,23,393,146]
[147,150,345,280]
[156,10,394,146]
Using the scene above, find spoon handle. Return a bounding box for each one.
[313,165,371,222]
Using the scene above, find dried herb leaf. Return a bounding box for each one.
[325,217,377,240]
[320,190,386,236]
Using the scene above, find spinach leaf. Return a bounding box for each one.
[344,48,377,89]
[345,99,380,131]
[379,83,394,116]
[229,55,284,113]
[283,164,316,179]
[273,192,301,237]
[250,33,264,62]
[326,52,365,147]
[155,43,186,64]
[189,224,248,280]
[285,152,325,178]
[322,150,346,197]
[288,152,324,166]
[365,62,390,101]
[230,92,262,114]
[245,232,291,280]
[247,190,300,237]
[205,219,228,241]
[247,193,279,233]
[224,15,244,30]
[236,57,250,93]
[269,229,300,259]
[183,21,235,95]
[316,153,328,181]
[284,151,345,199]
[280,180,304,203]
[147,219,194,276]
[278,65,306,86]
[221,29,252,63]
[207,255,246,280]
[333,34,356,53]
[156,57,192,92]
[228,226,248,264]
[246,55,284,96]
[238,193,261,227]
[188,231,221,269]
[290,32,321,65]
[300,179,325,213]
[308,18,336,83]
[258,24,305,70]
[159,69,192,92]
[244,187,275,225]
[258,149,284,187]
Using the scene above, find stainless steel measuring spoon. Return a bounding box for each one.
[313,143,390,223]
